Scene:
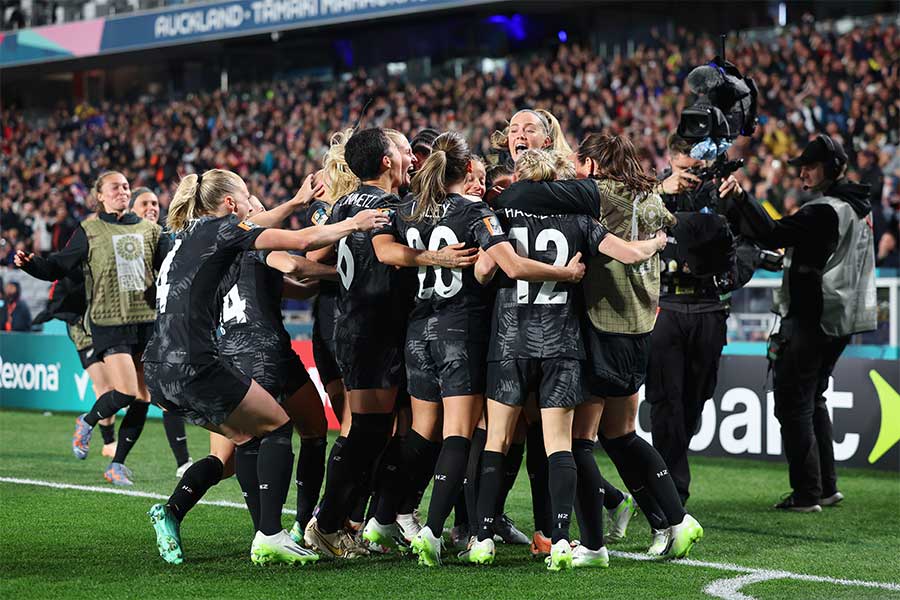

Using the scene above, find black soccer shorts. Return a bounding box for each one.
[584,327,651,397]
[77,345,102,370]
[487,357,585,409]
[91,322,154,359]
[405,339,487,402]
[335,334,403,391]
[145,360,252,427]
[226,346,312,403]
[312,329,342,387]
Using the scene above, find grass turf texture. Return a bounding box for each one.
[1,409,898,600]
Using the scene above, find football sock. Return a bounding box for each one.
[464,427,486,531]
[548,451,577,544]
[167,455,224,522]
[112,400,148,465]
[99,423,116,445]
[602,432,685,526]
[162,411,190,467]
[257,422,294,535]
[235,438,262,531]
[84,390,134,427]
[453,491,468,527]
[476,450,505,542]
[573,438,605,550]
[373,433,408,524]
[296,436,327,529]
[602,475,626,510]
[497,440,524,512]
[399,431,441,515]
[526,424,552,535]
[317,413,392,533]
[425,436,470,534]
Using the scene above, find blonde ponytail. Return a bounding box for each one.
[167,169,245,232]
[323,129,360,204]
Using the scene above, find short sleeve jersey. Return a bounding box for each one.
[488,207,607,360]
[143,214,265,364]
[388,193,508,342]
[303,199,340,341]
[217,250,290,356]
[328,184,404,340]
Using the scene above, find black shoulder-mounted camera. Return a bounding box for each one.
[690,156,745,183]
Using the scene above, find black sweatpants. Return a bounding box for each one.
[771,317,849,504]
[646,308,727,504]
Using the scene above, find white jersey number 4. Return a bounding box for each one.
[156,239,182,314]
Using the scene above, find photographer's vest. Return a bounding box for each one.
[774,196,877,336]
[82,218,160,326]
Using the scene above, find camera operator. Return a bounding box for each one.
[647,134,768,505]
[730,134,877,512]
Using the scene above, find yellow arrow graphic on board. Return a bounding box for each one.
[868,370,900,464]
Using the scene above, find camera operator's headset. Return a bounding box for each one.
[818,134,845,180]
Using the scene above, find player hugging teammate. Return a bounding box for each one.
[19,117,701,570]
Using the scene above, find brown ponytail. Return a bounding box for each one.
[408,131,470,223]
[576,133,657,194]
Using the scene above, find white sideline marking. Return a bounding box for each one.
[610,550,900,598]
[0,476,296,515]
[3,476,899,597]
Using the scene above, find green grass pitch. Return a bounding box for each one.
[1,409,898,599]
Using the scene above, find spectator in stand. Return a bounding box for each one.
[1,14,897,258]
[1,280,32,331]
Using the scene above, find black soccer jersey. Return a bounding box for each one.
[328,184,405,340]
[387,194,507,341]
[143,214,265,364]
[488,208,607,360]
[303,199,340,342]
[217,250,291,356]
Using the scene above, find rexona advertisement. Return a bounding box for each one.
[0,0,497,68]
[2,333,897,470]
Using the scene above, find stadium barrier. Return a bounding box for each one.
[1,331,896,470]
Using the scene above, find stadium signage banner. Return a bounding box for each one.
[636,355,900,471]
[2,332,897,470]
[0,0,500,68]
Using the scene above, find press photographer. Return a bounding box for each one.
[730,134,877,512]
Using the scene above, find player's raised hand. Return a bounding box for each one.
[292,174,325,206]
[13,250,34,268]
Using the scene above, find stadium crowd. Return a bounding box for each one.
[2,15,898,268]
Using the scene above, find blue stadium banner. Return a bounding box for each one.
[0,0,502,68]
[0,332,165,418]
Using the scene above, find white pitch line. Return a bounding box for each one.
[704,572,785,600]
[3,476,899,596]
[0,476,296,514]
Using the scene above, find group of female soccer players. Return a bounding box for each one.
[17,106,704,572]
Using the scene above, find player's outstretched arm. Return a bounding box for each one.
[485,242,585,283]
[372,235,478,268]
[265,252,338,281]
[598,230,667,264]
[253,209,389,252]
